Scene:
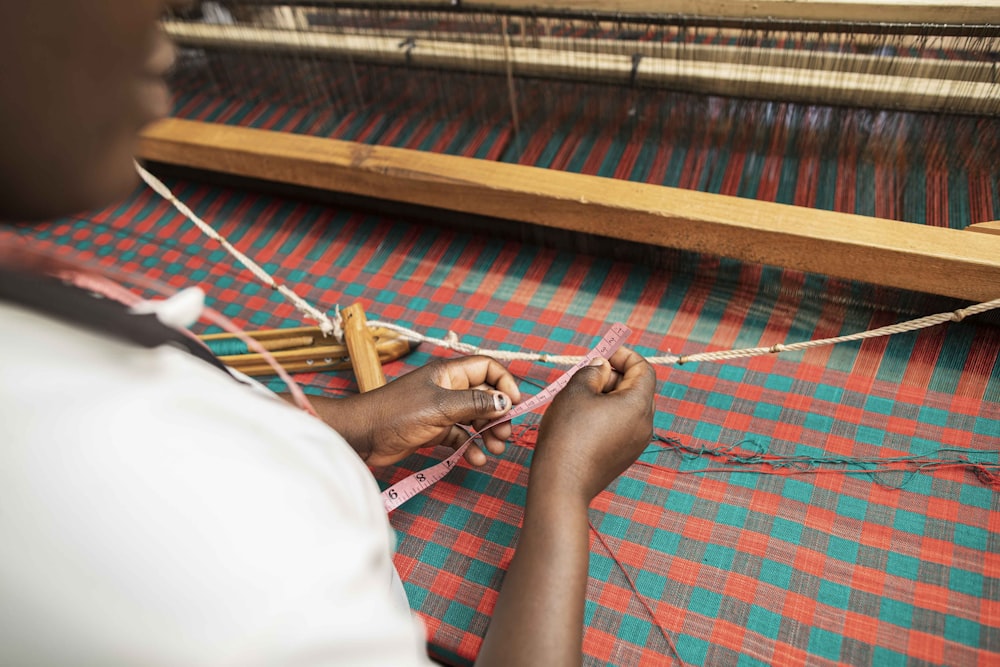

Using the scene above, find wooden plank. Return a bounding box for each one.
[299,1,1000,24]
[137,118,1000,303]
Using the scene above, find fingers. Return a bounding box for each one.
[438,425,491,466]
[606,346,656,396]
[439,356,522,404]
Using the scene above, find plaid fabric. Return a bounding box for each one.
[10,178,999,666]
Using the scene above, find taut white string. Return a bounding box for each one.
[137,162,1000,367]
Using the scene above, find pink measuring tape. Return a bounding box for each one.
[382,323,632,512]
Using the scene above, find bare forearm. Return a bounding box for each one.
[476,482,591,667]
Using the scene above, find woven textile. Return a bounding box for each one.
[10,178,999,666]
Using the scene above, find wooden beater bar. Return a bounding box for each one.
[137,118,1000,303]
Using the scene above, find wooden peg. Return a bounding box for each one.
[342,303,387,392]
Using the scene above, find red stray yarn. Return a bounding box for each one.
[588,519,690,667]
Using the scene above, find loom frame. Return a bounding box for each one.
[137,118,1000,304]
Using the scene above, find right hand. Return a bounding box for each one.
[531,346,656,503]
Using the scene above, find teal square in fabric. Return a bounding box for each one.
[635,570,668,598]
[598,515,631,540]
[716,504,749,528]
[677,636,710,667]
[871,646,905,666]
[484,520,518,547]
[313,275,336,290]
[817,579,852,610]
[691,421,723,444]
[421,542,451,568]
[344,282,364,297]
[973,418,1000,438]
[512,320,533,334]
[780,479,814,505]
[589,553,615,583]
[878,598,915,627]
[223,303,241,317]
[243,282,261,295]
[551,327,576,343]
[813,384,843,403]
[885,551,921,581]
[583,599,597,625]
[855,425,884,445]
[864,395,895,416]
[619,613,653,646]
[466,560,496,588]
[948,567,984,597]
[717,364,746,383]
[651,528,682,555]
[747,605,782,640]
[753,402,783,421]
[690,588,723,617]
[404,584,429,609]
[892,509,926,536]
[441,504,472,531]
[764,374,794,392]
[772,517,804,545]
[826,535,860,564]
[735,654,773,667]
[835,494,868,521]
[706,392,734,411]
[759,560,793,590]
[442,601,477,629]
[803,412,835,433]
[960,483,994,510]
[662,476,696,507]
[953,524,988,551]
[702,544,736,569]
[407,296,429,311]
[944,614,981,648]
[615,477,647,501]
[474,310,498,326]
[807,627,843,661]
[441,303,463,318]
[918,405,949,427]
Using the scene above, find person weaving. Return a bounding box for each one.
[0,2,657,665]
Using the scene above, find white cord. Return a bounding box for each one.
[135,162,341,339]
[137,162,1000,366]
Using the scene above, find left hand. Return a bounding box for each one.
[315,356,522,467]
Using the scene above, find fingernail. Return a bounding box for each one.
[588,357,605,367]
[493,392,510,411]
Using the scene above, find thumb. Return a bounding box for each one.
[435,388,512,424]
[566,357,612,394]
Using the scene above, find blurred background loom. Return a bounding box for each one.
[23,1,1000,665]
[142,0,1000,301]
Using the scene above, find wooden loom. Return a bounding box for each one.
[140,0,1000,306]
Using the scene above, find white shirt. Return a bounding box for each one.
[0,294,432,666]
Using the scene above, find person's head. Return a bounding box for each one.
[0,1,187,220]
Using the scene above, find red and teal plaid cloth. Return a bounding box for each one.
[12,177,999,666]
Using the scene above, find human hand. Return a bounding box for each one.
[325,356,522,467]
[531,346,656,503]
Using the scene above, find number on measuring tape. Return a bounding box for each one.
[381,323,632,513]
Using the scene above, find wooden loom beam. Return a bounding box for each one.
[289,1,1000,25]
[137,118,1000,303]
[163,22,1000,116]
